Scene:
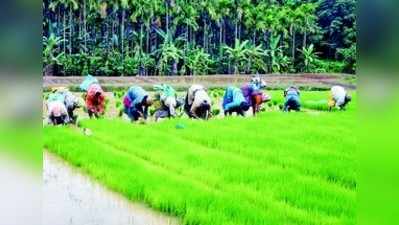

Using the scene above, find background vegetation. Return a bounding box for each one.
[43,0,356,76]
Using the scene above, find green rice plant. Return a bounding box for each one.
[212,108,220,116]
[44,96,357,225]
[303,100,329,111]
[115,101,121,109]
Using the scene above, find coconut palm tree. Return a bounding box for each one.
[48,0,68,54]
[173,0,199,49]
[120,0,129,57]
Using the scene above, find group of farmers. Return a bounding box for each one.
[46,75,352,125]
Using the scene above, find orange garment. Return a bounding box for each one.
[86,84,105,114]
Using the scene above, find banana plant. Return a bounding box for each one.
[245,43,266,74]
[298,44,319,73]
[154,29,184,76]
[185,46,214,76]
[222,39,249,74]
[266,35,291,73]
[43,33,65,66]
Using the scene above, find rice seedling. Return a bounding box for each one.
[44,92,357,225]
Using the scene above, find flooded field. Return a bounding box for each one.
[43,152,179,225]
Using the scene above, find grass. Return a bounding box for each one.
[43,91,357,225]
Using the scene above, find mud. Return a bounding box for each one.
[43,152,179,225]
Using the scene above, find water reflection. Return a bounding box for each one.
[43,152,179,225]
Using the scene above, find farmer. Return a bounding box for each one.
[54,88,80,123]
[123,86,153,122]
[80,75,106,118]
[86,83,105,118]
[241,75,270,115]
[153,84,182,121]
[223,86,250,116]
[184,84,212,119]
[250,75,267,90]
[283,86,301,112]
[63,90,80,123]
[329,85,352,111]
[47,92,70,125]
[251,92,271,115]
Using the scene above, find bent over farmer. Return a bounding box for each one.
[123,86,153,122]
[329,85,352,111]
[153,84,182,121]
[80,75,106,118]
[48,88,80,123]
[283,86,301,112]
[241,82,270,116]
[223,86,250,116]
[47,92,69,125]
[184,84,212,119]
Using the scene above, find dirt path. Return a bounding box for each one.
[43,151,179,225]
[43,74,356,90]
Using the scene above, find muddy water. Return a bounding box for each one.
[43,152,179,225]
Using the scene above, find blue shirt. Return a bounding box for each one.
[126,86,148,109]
[223,86,246,111]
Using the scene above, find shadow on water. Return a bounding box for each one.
[43,151,179,225]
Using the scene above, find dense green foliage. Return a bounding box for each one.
[43,0,356,76]
[44,91,357,225]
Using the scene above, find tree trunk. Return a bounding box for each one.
[192,27,195,46]
[253,30,256,45]
[203,19,206,48]
[187,24,189,46]
[69,7,72,55]
[63,10,66,54]
[146,24,150,53]
[112,16,115,51]
[223,19,226,46]
[139,23,143,52]
[219,24,223,57]
[57,7,60,36]
[291,26,295,62]
[121,9,125,57]
[78,8,81,42]
[235,20,238,41]
[166,2,169,35]
[238,22,241,40]
[83,0,87,51]
[172,61,178,75]
[140,23,144,76]
[303,30,307,48]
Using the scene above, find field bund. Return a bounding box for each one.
[44,95,357,225]
[43,74,357,90]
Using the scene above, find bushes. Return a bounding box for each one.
[314,60,346,73]
[58,50,142,76]
[337,45,356,74]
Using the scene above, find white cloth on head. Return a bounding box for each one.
[331,86,347,108]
